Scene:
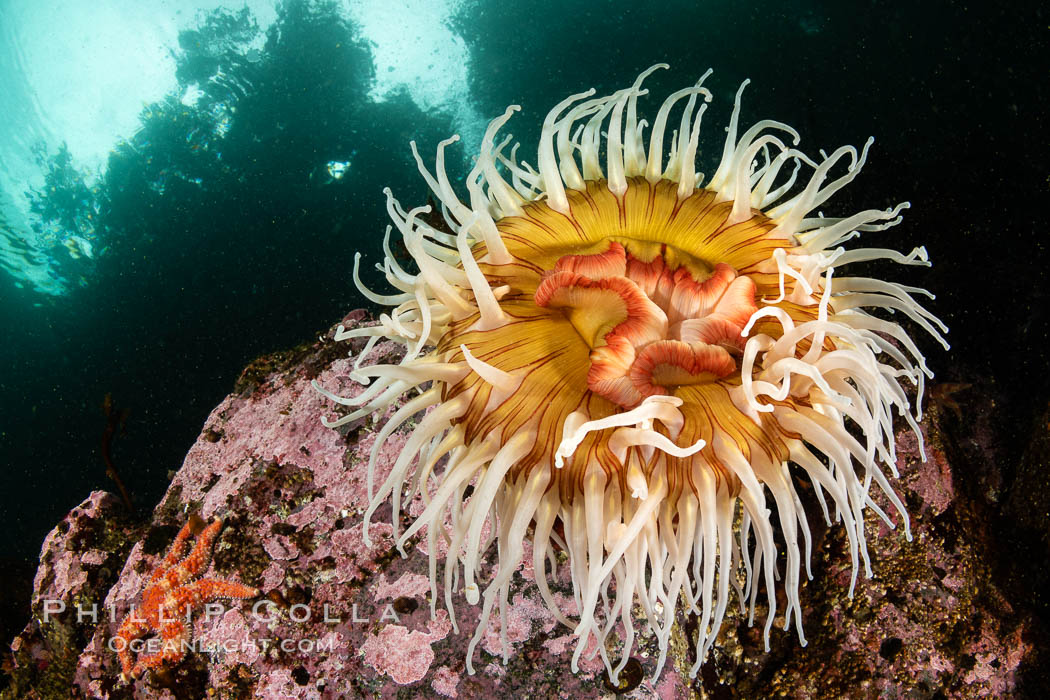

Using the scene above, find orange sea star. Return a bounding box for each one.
[114,516,258,682]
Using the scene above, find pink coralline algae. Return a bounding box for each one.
[372,572,431,601]
[430,665,460,698]
[3,313,1042,698]
[6,490,135,696]
[31,491,121,607]
[360,611,452,685]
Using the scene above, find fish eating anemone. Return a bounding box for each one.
[315,64,948,682]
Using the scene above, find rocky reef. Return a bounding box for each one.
[2,310,1043,698]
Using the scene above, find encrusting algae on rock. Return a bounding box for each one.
[1,311,1034,698]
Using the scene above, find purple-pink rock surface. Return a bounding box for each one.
[3,311,1042,698]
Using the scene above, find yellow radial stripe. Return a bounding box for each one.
[553,417,618,504]
[440,302,615,483]
[496,178,793,284]
[674,383,790,488]
[446,178,831,500]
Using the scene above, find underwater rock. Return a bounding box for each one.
[702,407,1037,698]
[5,490,135,698]
[3,311,1039,698]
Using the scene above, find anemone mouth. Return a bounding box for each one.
[316,65,949,683]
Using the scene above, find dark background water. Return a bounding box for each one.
[0,0,1046,658]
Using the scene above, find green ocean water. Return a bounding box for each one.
[0,0,1045,655]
